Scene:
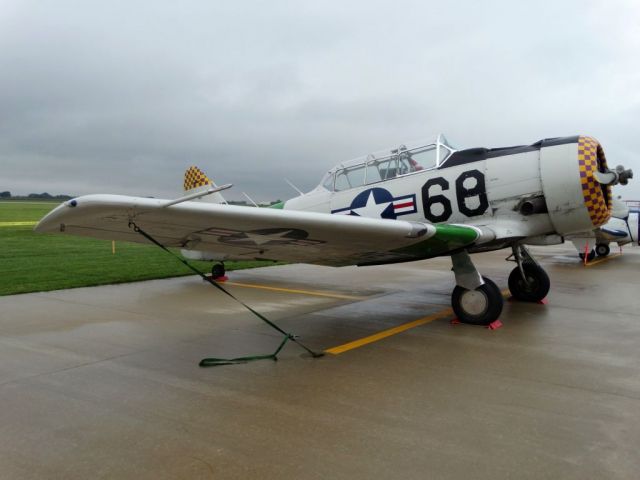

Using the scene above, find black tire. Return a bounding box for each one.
[595,243,610,257]
[451,276,503,326]
[508,263,550,302]
[578,250,596,262]
[211,263,226,279]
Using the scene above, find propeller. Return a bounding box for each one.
[594,165,633,186]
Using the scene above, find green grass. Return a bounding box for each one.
[0,200,59,222]
[0,201,280,296]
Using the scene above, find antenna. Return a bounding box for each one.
[284,178,304,196]
[242,192,259,207]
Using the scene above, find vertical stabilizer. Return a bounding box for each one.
[183,166,227,204]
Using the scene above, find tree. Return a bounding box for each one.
[0,191,10,198]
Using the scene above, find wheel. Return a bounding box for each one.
[508,263,550,302]
[211,263,226,279]
[595,243,610,257]
[578,250,596,262]
[451,276,503,326]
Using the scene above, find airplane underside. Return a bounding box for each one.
[202,242,548,326]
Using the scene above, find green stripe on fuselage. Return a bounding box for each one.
[392,224,479,258]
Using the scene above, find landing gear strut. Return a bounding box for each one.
[450,251,503,325]
[508,244,550,302]
[211,262,226,279]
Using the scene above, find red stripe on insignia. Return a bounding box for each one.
[394,201,414,209]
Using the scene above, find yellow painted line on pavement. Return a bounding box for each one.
[0,221,37,227]
[585,252,622,267]
[326,290,513,355]
[224,281,366,301]
[325,308,454,355]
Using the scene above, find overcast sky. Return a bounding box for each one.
[1,0,639,202]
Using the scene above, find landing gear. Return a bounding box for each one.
[595,243,610,257]
[452,277,503,325]
[450,251,503,325]
[578,250,596,262]
[211,262,226,279]
[508,245,550,302]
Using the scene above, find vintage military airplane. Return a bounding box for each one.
[35,134,633,325]
[568,196,638,260]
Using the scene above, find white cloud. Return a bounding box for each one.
[1,0,639,200]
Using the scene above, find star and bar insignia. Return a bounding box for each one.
[331,187,417,219]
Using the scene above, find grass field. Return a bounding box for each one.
[0,201,279,296]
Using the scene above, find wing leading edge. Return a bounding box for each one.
[35,194,483,266]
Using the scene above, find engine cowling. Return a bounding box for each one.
[540,136,613,235]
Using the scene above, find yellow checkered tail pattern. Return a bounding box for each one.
[183,166,213,191]
[578,136,612,227]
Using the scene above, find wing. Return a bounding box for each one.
[597,226,630,242]
[35,194,483,266]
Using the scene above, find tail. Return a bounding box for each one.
[183,166,227,204]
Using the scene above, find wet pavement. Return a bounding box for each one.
[1,244,639,479]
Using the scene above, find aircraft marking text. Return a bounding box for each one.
[422,169,488,222]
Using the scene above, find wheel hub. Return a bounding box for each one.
[460,289,489,316]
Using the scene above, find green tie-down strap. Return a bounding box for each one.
[199,334,292,367]
[129,222,324,367]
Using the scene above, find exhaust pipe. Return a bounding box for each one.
[518,196,548,216]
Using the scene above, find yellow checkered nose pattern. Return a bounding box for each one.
[183,166,212,191]
[578,136,611,227]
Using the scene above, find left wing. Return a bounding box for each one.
[35,194,486,266]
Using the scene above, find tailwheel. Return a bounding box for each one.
[451,277,503,326]
[595,243,610,257]
[578,250,596,262]
[211,262,226,279]
[508,263,550,302]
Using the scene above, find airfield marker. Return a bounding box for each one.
[584,252,622,267]
[327,290,514,354]
[324,308,454,355]
[223,281,365,300]
[583,242,589,266]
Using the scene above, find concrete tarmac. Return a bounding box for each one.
[1,244,639,479]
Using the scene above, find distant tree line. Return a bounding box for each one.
[0,191,73,200]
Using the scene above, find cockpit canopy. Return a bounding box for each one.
[319,134,456,192]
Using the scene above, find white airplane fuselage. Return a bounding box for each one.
[283,137,610,253]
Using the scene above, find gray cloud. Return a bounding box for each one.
[1,0,639,201]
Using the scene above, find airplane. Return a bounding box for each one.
[568,196,639,261]
[35,134,633,326]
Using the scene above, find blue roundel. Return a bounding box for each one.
[350,188,397,219]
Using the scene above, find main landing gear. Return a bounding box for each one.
[595,243,610,257]
[211,262,226,279]
[507,245,550,302]
[450,251,503,325]
[449,245,550,325]
[579,250,596,262]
